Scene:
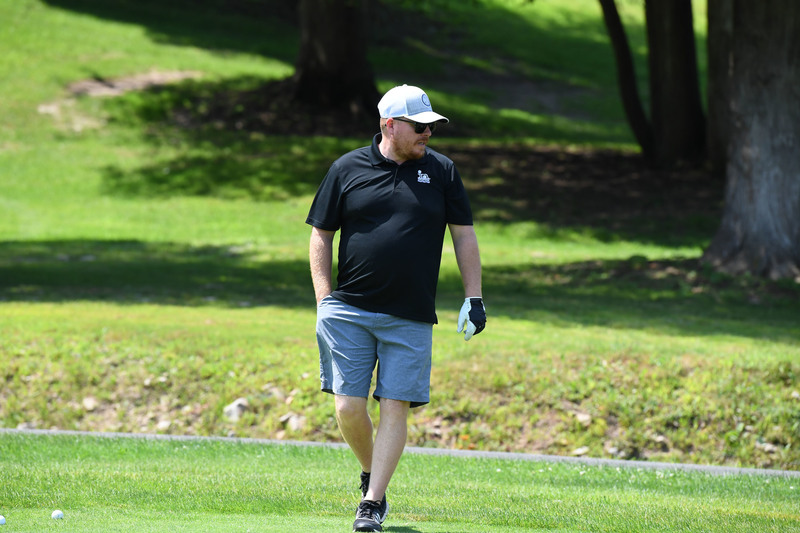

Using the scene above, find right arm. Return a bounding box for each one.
[309,226,336,305]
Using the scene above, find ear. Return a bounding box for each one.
[385,118,397,136]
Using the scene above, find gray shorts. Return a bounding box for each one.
[316,296,433,408]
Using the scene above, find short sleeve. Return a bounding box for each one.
[306,163,343,231]
[444,163,473,226]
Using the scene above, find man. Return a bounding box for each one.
[307,84,486,532]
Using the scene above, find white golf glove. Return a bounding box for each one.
[457,297,486,341]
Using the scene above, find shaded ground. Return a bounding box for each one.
[449,145,722,234]
[37,73,798,311]
[190,77,728,247]
[63,72,728,242]
[101,75,725,231]
[52,72,800,307]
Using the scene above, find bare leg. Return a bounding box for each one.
[365,398,410,501]
[334,394,374,472]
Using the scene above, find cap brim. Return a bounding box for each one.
[404,111,449,124]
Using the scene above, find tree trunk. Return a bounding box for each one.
[645,0,706,168]
[293,0,379,118]
[706,0,733,177]
[701,0,800,280]
[598,0,655,162]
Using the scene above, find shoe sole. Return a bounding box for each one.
[353,520,383,532]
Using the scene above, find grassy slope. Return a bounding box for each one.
[0,0,798,477]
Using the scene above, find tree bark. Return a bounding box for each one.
[598,0,655,162]
[702,0,800,279]
[293,0,379,118]
[645,0,706,167]
[706,0,733,177]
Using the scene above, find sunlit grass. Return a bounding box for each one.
[0,432,797,532]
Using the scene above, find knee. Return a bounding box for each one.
[335,395,368,423]
[379,398,410,419]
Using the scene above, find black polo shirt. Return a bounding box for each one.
[306,134,473,324]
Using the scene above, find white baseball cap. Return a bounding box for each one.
[377,84,449,124]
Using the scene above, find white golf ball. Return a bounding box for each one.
[0,515,6,525]
[51,510,64,520]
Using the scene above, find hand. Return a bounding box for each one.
[457,297,486,341]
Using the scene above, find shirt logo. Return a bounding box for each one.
[417,170,430,184]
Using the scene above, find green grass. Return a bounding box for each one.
[1,0,799,507]
[1,432,798,533]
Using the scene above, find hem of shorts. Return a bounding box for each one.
[321,387,368,399]
[373,392,429,409]
[321,389,429,408]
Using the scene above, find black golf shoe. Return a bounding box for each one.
[353,499,386,532]
[358,472,387,523]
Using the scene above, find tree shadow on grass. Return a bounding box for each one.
[3,240,798,344]
[438,256,800,344]
[45,0,722,250]
[95,76,368,202]
[47,0,658,206]
[446,143,725,250]
[0,240,312,308]
[94,74,643,206]
[94,75,725,249]
[42,0,300,65]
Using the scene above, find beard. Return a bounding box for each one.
[396,136,428,161]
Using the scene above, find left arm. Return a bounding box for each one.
[449,223,482,298]
[450,224,485,340]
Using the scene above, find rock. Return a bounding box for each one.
[756,441,779,454]
[652,434,670,451]
[279,412,306,432]
[223,398,249,422]
[82,396,99,411]
[574,412,592,427]
[288,415,306,432]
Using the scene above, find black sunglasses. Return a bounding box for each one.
[393,117,437,134]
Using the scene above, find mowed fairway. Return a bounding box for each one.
[1,431,798,532]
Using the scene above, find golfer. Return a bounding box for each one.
[307,84,485,532]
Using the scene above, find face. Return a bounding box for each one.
[389,118,432,161]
